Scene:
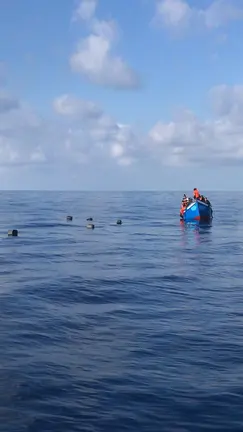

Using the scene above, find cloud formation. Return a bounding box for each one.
[153,0,243,31]
[0,86,143,170]
[70,0,140,89]
[0,92,48,167]
[149,85,243,166]
[0,91,19,114]
[53,94,102,119]
[1,83,243,172]
[73,0,97,21]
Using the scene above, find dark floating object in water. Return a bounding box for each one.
[86,217,93,221]
[66,216,73,221]
[116,219,122,225]
[8,229,18,237]
[86,223,95,229]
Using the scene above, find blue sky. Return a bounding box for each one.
[1,0,243,190]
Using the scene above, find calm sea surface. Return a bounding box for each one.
[1,191,243,432]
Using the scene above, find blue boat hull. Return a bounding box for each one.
[181,200,213,222]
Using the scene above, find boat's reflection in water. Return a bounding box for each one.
[179,219,213,247]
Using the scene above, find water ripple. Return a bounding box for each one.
[1,191,243,431]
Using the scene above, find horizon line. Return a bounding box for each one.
[0,189,240,193]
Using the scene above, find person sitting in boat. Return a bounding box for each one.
[193,188,200,200]
[194,193,211,206]
[182,193,188,203]
[180,195,189,217]
[180,202,186,218]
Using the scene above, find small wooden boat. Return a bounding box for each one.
[180,198,213,222]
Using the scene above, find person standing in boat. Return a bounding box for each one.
[193,188,200,200]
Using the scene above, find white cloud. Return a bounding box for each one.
[52,94,142,166]
[70,0,140,89]
[73,0,97,21]
[209,85,243,122]
[153,0,243,31]
[0,91,19,114]
[53,94,102,118]
[148,86,243,165]
[2,85,243,173]
[30,146,46,162]
[155,0,192,28]
[203,0,243,28]
[0,93,48,166]
[111,142,124,158]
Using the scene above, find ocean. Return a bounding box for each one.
[1,191,243,432]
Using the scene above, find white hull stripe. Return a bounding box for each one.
[186,200,210,210]
[186,203,195,210]
[197,200,209,207]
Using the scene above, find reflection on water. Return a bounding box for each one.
[179,220,212,247]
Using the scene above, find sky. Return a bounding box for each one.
[1,0,243,191]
